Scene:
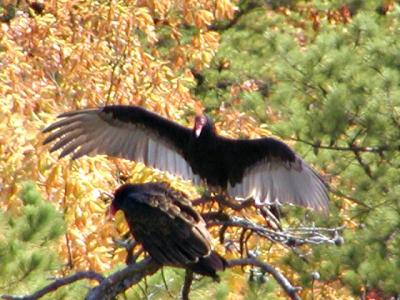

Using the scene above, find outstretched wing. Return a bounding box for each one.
[222,137,329,212]
[43,105,199,182]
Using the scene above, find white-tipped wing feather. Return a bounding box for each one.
[43,109,200,183]
[227,157,329,212]
[44,106,329,212]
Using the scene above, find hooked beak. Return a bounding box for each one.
[195,126,202,137]
[107,203,118,219]
[194,122,204,137]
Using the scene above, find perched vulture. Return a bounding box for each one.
[43,105,329,211]
[110,182,226,279]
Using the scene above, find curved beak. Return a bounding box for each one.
[194,114,207,137]
[195,125,202,137]
[107,203,118,219]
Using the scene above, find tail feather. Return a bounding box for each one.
[187,251,226,280]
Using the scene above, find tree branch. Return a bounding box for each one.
[1,259,161,300]
[329,188,371,208]
[193,194,255,210]
[181,270,194,300]
[1,228,337,300]
[1,272,105,300]
[85,257,161,300]
[289,137,395,153]
[207,215,343,247]
[1,196,342,300]
[227,257,302,300]
[353,149,374,179]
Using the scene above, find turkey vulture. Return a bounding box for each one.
[110,182,226,279]
[43,105,329,211]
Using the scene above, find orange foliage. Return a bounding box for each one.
[0,0,237,273]
[0,1,354,299]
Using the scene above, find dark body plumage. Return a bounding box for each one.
[43,105,329,211]
[110,182,226,279]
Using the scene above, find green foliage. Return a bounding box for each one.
[125,268,224,299]
[194,7,278,114]
[263,8,400,297]
[0,183,66,295]
[196,1,400,298]
[123,266,285,299]
[2,0,399,298]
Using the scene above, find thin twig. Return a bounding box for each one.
[1,272,104,300]
[161,268,173,298]
[181,270,194,300]
[106,45,128,104]
[63,178,73,269]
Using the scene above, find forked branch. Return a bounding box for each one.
[1,256,301,300]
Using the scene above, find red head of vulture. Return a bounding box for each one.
[43,105,329,212]
[110,182,226,279]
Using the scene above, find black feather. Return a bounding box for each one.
[111,182,225,278]
[44,105,329,211]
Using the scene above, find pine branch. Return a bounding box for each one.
[289,137,394,153]
[1,272,105,300]
[353,149,374,179]
[330,188,371,208]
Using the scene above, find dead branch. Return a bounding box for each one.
[227,257,302,300]
[192,195,255,211]
[0,214,340,300]
[1,192,342,300]
[1,259,161,300]
[207,214,343,247]
[85,257,161,300]
[1,271,104,300]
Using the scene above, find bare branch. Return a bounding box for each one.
[193,195,255,211]
[1,192,341,300]
[85,258,161,300]
[227,257,302,300]
[207,215,343,247]
[1,272,105,300]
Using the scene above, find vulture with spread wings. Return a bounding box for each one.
[43,105,329,212]
[110,182,226,279]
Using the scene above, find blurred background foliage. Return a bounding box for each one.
[1,0,400,299]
